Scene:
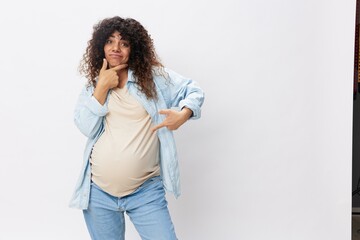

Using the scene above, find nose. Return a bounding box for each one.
[112,43,120,51]
[112,43,120,52]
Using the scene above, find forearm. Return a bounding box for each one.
[181,107,193,120]
[93,84,110,105]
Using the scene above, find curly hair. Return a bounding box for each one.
[79,16,162,99]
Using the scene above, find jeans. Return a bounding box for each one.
[83,176,177,240]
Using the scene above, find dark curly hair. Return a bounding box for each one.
[79,16,162,99]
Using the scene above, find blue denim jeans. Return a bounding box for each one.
[83,176,177,240]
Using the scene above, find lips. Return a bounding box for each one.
[109,54,122,58]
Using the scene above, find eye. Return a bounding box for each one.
[105,39,112,44]
[121,42,130,48]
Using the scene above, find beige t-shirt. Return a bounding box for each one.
[90,86,160,197]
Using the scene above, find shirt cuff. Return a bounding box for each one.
[85,96,108,116]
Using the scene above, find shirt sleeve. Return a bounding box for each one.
[74,85,108,138]
[165,68,205,120]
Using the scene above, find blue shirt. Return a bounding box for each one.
[69,67,204,209]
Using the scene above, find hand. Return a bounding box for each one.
[152,108,193,132]
[93,59,128,105]
[97,58,128,90]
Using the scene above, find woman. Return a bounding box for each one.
[69,16,204,240]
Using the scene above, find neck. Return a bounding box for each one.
[117,68,128,88]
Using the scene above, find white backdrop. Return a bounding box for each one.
[0,0,355,239]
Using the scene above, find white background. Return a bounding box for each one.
[0,0,355,239]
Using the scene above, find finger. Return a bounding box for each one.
[111,63,128,71]
[100,58,108,73]
[151,122,166,132]
[158,109,171,115]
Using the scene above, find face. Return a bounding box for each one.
[104,31,130,68]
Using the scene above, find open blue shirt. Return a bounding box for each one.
[69,67,204,209]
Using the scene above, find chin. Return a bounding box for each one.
[110,61,127,68]
[109,63,121,68]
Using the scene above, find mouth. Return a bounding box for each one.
[109,54,122,58]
